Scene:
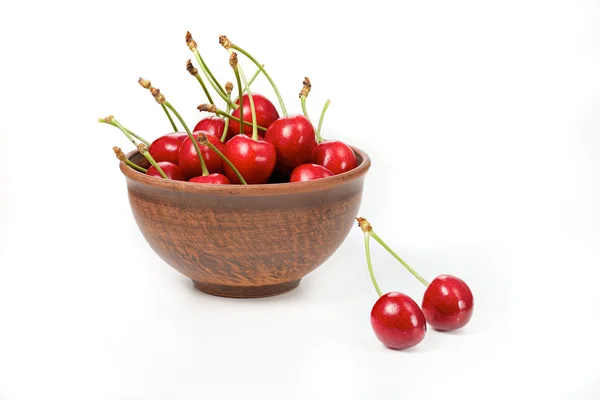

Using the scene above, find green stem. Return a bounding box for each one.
[142,150,169,179]
[164,101,208,176]
[214,109,266,132]
[193,49,235,108]
[232,44,288,116]
[124,158,147,173]
[200,136,247,185]
[237,66,258,140]
[193,73,214,105]
[364,232,383,297]
[233,67,244,135]
[221,93,232,142]
[370,231,430,287]
[161,104,178,132]
[315,100,330,144]
[123,128,150,146]
[235,65,262,101]
[99,118,138,147]
[301,96,310,121]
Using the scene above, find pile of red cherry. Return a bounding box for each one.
[101,32,357,186]
[356,217,474,350]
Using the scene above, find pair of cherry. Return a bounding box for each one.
[356,218,474,350]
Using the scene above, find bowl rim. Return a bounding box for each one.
[119,145,371,196]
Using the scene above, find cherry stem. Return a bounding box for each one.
[369,231,430,287]
[187,59,214,105]
[197,132,247,185]
[301,96,310,121]
[99,117,138,147]
[237,64,258,141]
[315,100,330,144]
[233,66,245,135]
[161,104,178,131]
[198,105,267,132]
[231,44,287,116]
[232,65,262,103]
[138,143,169,179]
[221,92,232,142]
[163,101,208,176]
[364,232,383,297]
[113,146,147,173]
[191,48,235,108]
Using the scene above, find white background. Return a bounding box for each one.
[1,0,599,399]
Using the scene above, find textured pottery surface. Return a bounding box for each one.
[119,147,371,298]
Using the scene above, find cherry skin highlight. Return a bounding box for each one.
[289,163,333,182]
[189,173,231,185]
[264,114,317,172]
[370,292,427,350]
[228,93,279,137]
[311,140,358,175]
[422,275,474,331]
[178,131,226,179]
[148,132,188,165]
[223,134,276,184]
[146,161,185,181]
[193,116,225,141]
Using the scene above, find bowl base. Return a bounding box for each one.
[192,279,301,298]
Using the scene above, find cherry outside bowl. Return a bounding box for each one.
[118,146,370,298]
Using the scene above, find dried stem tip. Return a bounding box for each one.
[186,31,197,51]
[138,78,151,89]
[229,52,238,69]
[137,143,149,153]
[197,103,217,113]
[186,59,198,75]
[150,87,165,104]
[219,35,232,49]
[225,81,234,94]
[299,77,312,98]
[101,115,114,123]
[113,146,126,161]
[355,217,372,232]
[196,131,208,145]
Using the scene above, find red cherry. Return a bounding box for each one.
[264,114,317,171]
[422,275,474,331]
[371,292,427,350]
[148,132,188,165]
[311,140,358,175]
[178,131,226,179]
[193,116,225,141]
[223,134,276,184]
[146,161,185,181]
[189,173,231,185]
[289,163,333,182]
[228,93,279,138]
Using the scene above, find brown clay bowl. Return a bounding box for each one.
[118,146,371,298]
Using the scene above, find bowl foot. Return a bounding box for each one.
[192,279,301,298]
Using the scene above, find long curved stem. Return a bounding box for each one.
[194,74,214,105]
[164,101,208,176]
[161,104,178,132]
[141,148,169,179]
[233,67,244,135]
[370,231,430,287]
[192,50,235,108]
[364,232,383,297]
[231,44,287,116]
[238,66,258,141]
[315,100,330,143]
[221,92,232,142]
